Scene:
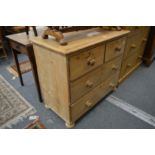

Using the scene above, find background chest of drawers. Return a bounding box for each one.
[119,26,150,83]
[31,28,129,128]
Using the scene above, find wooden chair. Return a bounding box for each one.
[0,27,7,59]
[25,26,38,36]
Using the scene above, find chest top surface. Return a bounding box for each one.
[30,28,130,55]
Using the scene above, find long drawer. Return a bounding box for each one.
[69,44,105,81]
[71,74,118,122]
[70,56,122,103]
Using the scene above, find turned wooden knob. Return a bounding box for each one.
[87,58,96,66]
[85,101,93,107]
[142,38,147,43]
[115,47,121,52]
[131,44,136,48]
[109,83,115,89]
[112,65,118,71]
[86,80,93,88]
[127,64,132,67]
[138,55,142,59]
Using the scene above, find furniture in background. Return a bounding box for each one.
[118,26,150,83]
[31,28,129,127]
[6,29,44,102]
[5,26,26,34]
[143,26,155,66]
[25,26,38,36]
[0,27,7,59]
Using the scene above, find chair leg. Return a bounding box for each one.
[32,26,38,36]
[25,26,29,35]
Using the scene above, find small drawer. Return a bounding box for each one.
[71,75,118,122]
[105,37,126,62]
[101,55,122,82]
[123,34,142,59]
[69,45,105,81]
[10,41,27,54]
[120,53,137,79]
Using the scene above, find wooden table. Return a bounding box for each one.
[6,29,46,102]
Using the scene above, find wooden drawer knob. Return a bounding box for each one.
[142,38,147,43]
[109,83,115,89]
[112,65,118,71]
[85,101,93,108]
[86,80,94,88]
[127,64,132,67]
[115,47,122,52]
[138,55,142,59]
[131,44,136,48]
[87,58,96,66]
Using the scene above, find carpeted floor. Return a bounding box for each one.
[0,52,155,129]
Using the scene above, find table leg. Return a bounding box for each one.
[12,49,24,86]
[27,47,43,102]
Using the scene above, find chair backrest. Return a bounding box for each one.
[25,26,38,36]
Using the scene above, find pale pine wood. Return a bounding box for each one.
[70,55,122,103]
[119,27,150,84]
[31,29,129,127]
[31,28,130,55]
[33,45,71,123]
[105,37,126,62]
[71,74,119,122]
[69,45,105,81]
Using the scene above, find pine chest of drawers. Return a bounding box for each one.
[119,27,150,83]
[31,28,129,128]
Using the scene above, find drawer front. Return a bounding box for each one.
[120,53,137,78]
[70,66,103,103]
[69,45,105,81]
[71,75,118,122]
[101,55,122,81]
[10,41,27,53]
[124,34,141,59]
[105,37,126,62]
[124,27,150,60]
[70,56,122,103]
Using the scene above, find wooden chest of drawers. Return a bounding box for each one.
[31,28,129,128]
[119,27,150,83]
